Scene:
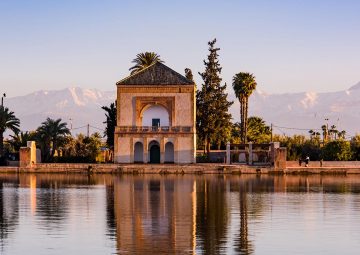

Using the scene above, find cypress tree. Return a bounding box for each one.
[197,39,233,157]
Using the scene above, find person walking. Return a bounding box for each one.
[305,156,310,167]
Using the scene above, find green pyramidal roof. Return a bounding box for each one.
[116,62,194,85]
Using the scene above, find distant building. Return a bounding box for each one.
[114,62,196,163]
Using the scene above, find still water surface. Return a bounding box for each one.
[0,174,360,255]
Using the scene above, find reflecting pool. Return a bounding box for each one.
[0,174,360,254]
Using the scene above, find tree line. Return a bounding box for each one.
[1,39,360,164]
[0,110,104,164]
[118,39,360,162]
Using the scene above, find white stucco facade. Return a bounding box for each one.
[142,105,170,126]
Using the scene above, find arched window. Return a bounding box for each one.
[142,105,169,126]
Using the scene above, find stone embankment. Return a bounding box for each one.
[0,163,268,174]
[0,162,359,174]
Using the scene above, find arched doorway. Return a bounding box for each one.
[134,142,143,163]
[165,142,174,163]
[149,141,160,163]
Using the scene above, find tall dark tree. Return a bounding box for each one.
[102,101,117,149]
[196,39,233,156]
[232,72,257,143]
[0,106,20,157]
[129,52,164,75]
[36,118,70,162]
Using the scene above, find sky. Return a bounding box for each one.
[1,0,360,98]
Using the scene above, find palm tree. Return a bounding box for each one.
[0,107,20,157]
[247,116,271,143]
[308,129,315,140]
[9,131,36,152]
[36,118,70,162]
[129,52,164,75]
[102,102,117,149]
[338,130,346,140]
[329,125,338,140]
[321,125,328,143]
[232,73,257,143]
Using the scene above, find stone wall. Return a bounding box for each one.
[19,141,37,168]
[196,151,226,163]
[19,147,31,167]
[274,148,287,169]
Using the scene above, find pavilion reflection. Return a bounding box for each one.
[107,176,269,254]
[107,176,197,254]
[0,173,360,254]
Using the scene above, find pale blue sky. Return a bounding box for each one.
[1,0,360,97]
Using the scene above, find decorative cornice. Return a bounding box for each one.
[118,86,194,93]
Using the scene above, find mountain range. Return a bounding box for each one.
[5,87,115,136]
[4,82,360,137]
[243,81,360,137]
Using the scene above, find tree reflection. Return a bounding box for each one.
[36,182,69,231]
[196,177,229,254]
[102,174,360,254]
[234,184,253,255]
[0,181,19,252]
[105,183,116,238]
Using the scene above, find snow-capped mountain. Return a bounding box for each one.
[240,82,360,137]
[4,83,360,137]
[5,87,115,135]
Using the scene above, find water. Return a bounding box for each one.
[0,174,359,255]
